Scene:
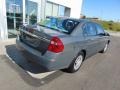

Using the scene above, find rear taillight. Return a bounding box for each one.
[48,37,64,53]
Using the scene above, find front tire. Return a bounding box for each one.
[66,52,84,73]
[100,43,109,53]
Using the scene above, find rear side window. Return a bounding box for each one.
[83,23,97,36]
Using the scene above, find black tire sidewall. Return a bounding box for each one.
[100,43,109,53]
[67,52,84,73]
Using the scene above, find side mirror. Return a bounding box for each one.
[105,32,110,36]
[98,32,110,36]
[98,33,106,36]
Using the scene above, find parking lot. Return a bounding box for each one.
[0,35,120,90]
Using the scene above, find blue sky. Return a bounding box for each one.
[81,0,120,21]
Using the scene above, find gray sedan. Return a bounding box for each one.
[16,17,110,73]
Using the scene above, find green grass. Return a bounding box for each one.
[93,20,120,32]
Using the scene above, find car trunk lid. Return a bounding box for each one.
[19,25,66,54]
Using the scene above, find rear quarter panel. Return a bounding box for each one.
[54,25,86,69]
[54,36,85,69]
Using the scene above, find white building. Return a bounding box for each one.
[0,0,83,40]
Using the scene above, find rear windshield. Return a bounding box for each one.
[39,17,80,34]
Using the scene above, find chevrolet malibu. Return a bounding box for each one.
[16,17,110,73]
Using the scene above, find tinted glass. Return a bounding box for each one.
[58,5,65,16]
[95,24,105,34]
[52,4,59,16]
[26,0,38,25]
[45,2,52,16]
[83,23,97,36]
[6,0,23,38]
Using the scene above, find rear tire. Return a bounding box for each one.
[66,52,84,73]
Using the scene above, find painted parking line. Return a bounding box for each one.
[27,71,56,79]
[6,52,57,79]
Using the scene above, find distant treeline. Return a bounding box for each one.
[94,20,120,32]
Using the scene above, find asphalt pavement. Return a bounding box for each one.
[0,36,120,90]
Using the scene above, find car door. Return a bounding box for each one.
[82,22,99,57]
[95,23,107,51]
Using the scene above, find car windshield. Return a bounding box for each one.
[39,17,80,34]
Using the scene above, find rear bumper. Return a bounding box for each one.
[16,37,60,71]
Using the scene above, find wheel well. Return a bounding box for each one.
[81,49,86,60]
[108,40,110,44]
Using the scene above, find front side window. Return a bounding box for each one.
[83,23,97,36]
[39,17,80,34]
[95,24,105,34]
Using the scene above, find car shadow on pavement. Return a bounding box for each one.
[6,44,51,74]
[5,44,64,86]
